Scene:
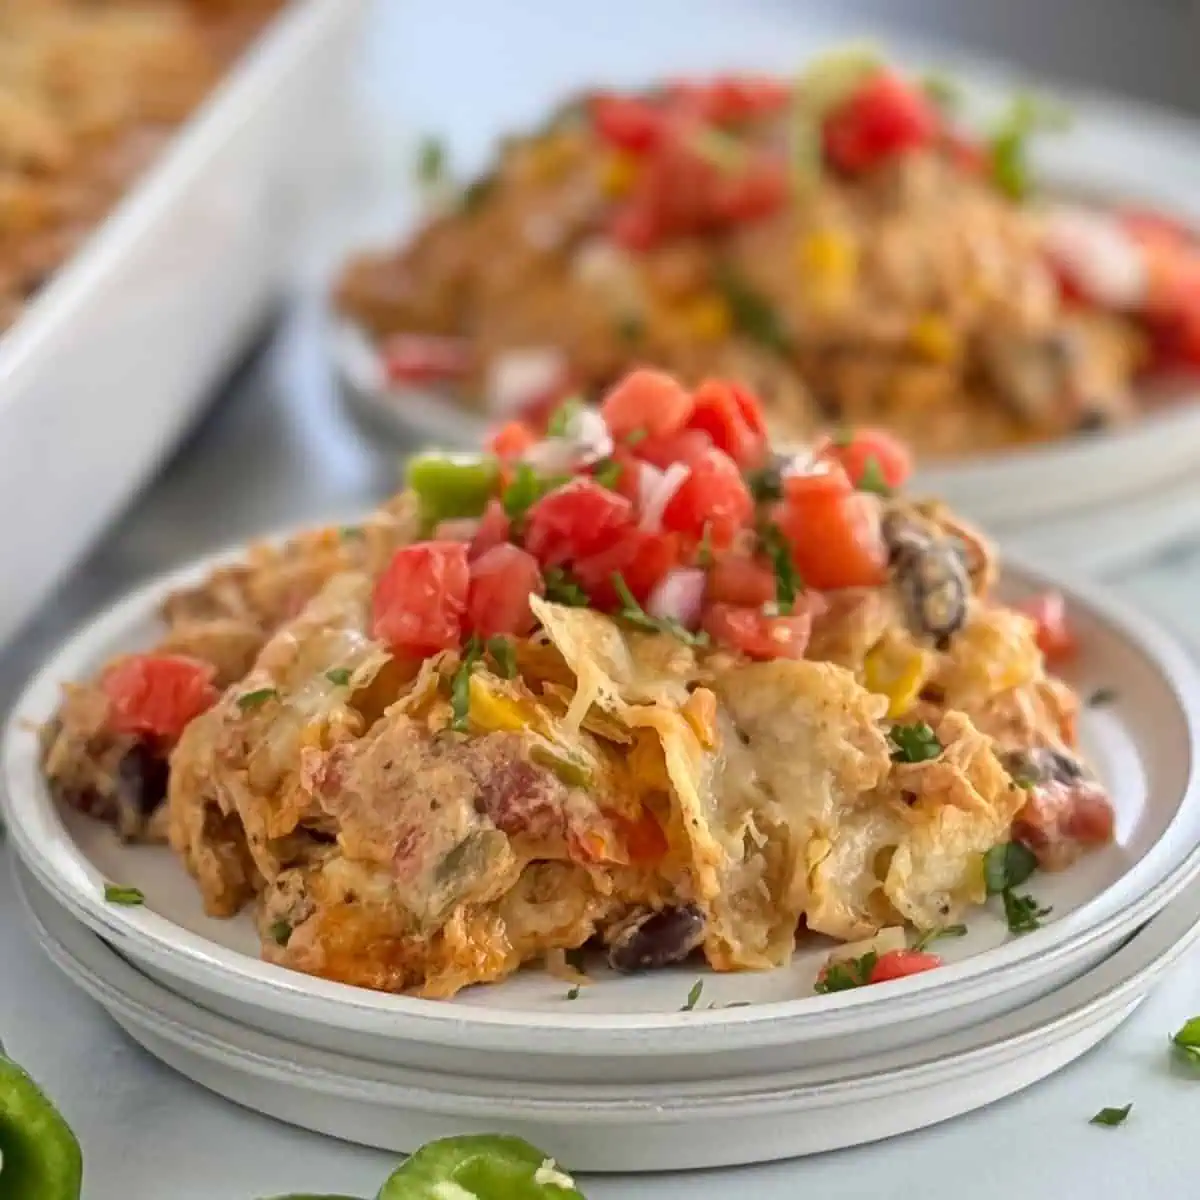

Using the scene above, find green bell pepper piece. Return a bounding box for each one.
[0,1056,83,1200]
[406,454,500,527]
[377,1135,586,1199]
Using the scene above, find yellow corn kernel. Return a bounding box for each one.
[680,293,732,342]
[467,676,530,732]
[599,151,640,198]
[796,228,858,288]
[863,644,928,718]
[909,314,958,363]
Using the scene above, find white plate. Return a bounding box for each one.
[326,75,1200,530]
[19,860,1200,1172]
[4,541,1200,1083]
[0,0,371,649]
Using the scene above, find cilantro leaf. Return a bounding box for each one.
[237,687,279,711]
[546,396,584,438]
[592,458,623,491]
[911,924,967,952]
[416,135,446,187]
[500,463,550,523]
[989,92,1071,200]
[1088,687,1117,708]
[759,523,801,614]
[450,638,482,733]
[1001,888,1051,935]
[104,884,144,906]
[617,314,645,345]
[565,985,581,1001]
[486,636,518,680]
[1171,1017,1200,1063]
[747,462,784,503]
[921,71,963,113]
[887,721,942,764]
[1090,1104,1132,1128]
[856,455,893,497]
[814,951,877,994]
[624,426,648,446]
[983,841,1038,895]
[681,980,704,1011]
[325,668,352,686]
[543,566,590,607]
[715,264,792,356]
[611,573,709,646]
[269,920,292,947]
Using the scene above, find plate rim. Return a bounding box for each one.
[5,536,1200,1053]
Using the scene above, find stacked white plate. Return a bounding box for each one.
[5,547,1200,1171]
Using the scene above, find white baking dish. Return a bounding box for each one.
[0,0,371,649]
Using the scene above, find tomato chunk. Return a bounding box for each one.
[667,76,792,125]
[1015,780,1115,870]
[468,498,512,561]
[591,94,668,153]
[816,428,913,491]
[574,528,680,609]
[488,420,536,460]
[706,554,776,608]
[868,949,943,984]
[101,654,218,743]
[466,544,544,638]
[1020,591,1078,664]
[372,541,469,655]
[661,448,753,549]
[782,460,854,504]
[702,603,814,660]
[379,334,472,385]
[823,71,939,173]
[523,478,633,567]
[774,492,888,590]
[600,368,694,440]
[634,428,714,471]
[687,379,768,469]
[607,807,668,865]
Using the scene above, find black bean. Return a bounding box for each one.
[115,743,170,818]
[607,905,706,973]
[1003,746,1088,787]
[883,514,970,642]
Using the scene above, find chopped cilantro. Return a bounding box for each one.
[611,573,709,646]
[1090,1104,1132,1128]
[104,884,144,906]
[759,523,801,614]
[887,721,942,764]
[269,919,293,947]
[624,426,648,446]
[695,523,715,568]
[543,566,590,607]
[339,525,364,541]
[1171,1017,1200,1063]
[500,463,567,524]
[546,396,584,438]
[237,687,279,711]
[450,638,482,733]
[617,314,645,345]
[486,636,518,679]
[921,71,963,113]
[325,668,352,686]
[529,744,593,789]
[856,455,893,497]
[911,924,967,952]
[1088,687,1117,708]
[416,135,446,187]
[681,980,704,1011]
[747,463,784,503]
[814,951,877,994]
[715,264,792,356]
[830,428,855,449]
[983,841,1038,895]
[1002,888,1051,935]
[565,985,581,1001]
[989,92,1071,201]
[592,458,623,491]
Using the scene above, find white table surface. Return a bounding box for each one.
[7,2,1200,1196]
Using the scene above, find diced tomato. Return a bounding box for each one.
[469,498,513,561]
[634,428,714,471]
[1020,591,1077,664]
[709,155,790,225]
[816,428,913,491]
[868,949,943,984]
[661,448,753,549]
[600,368,694,440]
[100,654,218,743]
[782,460,854,504]
[523,478,633,567]
[1120,207,1192,254]
[379,334,472,385]
[706,554,777,608]
[823,71,940,174]
[574,528,680,609]
[666,76,791,125]
[942,131,988,175]
[591,94,667,153]
[466,544,544,638]
[702,604,814,660]
[610,201,661,252]
[1015,780,1115,870]
[488,420,536,460]
[598,448,644,504]
[687,379,768,469]
[773,491,888,590]
[606,806,669,865]
[372,541,469,655]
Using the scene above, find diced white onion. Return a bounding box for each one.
[824,926,908,967]
[647,568,706,628]
[485,347,568,415]
[522,407,614,474]
[1040,204,1148,310]
[780,448,835,480]
[638,462,690,532]
[534,1161,578,1191]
